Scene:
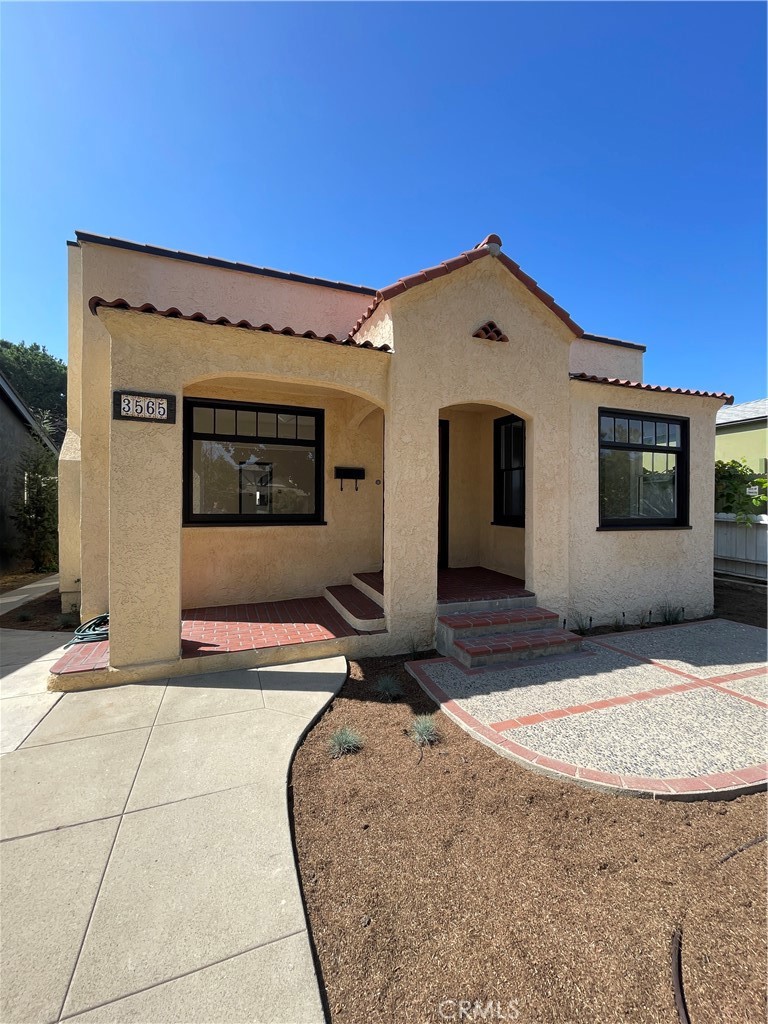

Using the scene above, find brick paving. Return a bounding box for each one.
[353,566,531,604]
[406,619,768,799]
[50,596,365,676]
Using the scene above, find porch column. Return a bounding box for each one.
[108,392,182,669]
[382,400,439,650]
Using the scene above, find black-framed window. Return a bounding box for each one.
[494,414,525,527]
[598,408,689,529]
[183,398,324,525]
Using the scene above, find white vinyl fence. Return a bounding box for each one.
[714,513,768,581]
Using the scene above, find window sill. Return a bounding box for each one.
[596,525,692,532]
[490,521,525,529]
[183,520,328,528]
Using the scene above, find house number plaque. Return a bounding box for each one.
[113,391,176,424]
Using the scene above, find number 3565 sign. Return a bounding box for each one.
[113,391,176,424]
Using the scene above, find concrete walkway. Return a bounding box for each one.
[1,650,345,1023]
[0,573,59,614]
[408,619,768,798]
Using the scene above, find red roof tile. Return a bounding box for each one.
[350,234,584,339]
[472,320,509,343]
[88,297,392,351]
[570,372,733,404]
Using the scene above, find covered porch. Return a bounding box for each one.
[49,567,528,680]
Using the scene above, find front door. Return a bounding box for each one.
[438,419,449,569]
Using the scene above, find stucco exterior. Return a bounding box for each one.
[715,418,767,473]
[59,232,730,685]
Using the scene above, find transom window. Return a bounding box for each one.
[493,414,525,527]
[184,399,324,525]
[599,409,689,528]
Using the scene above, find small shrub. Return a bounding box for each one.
[611,616,624,633]
[639,610,653,629]
[569,611,592,636]
[409,714,440,747]
[16,611,32,622]
[329,726,364,759]
[375,674,403,702]
[660,600,684,625]
[57,612,78,629]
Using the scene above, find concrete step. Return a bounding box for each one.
[436,606,559,654]
[325,584,386,632]
[452,627,583,669]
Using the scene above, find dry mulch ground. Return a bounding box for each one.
[0,591,72,631]
[714,578,767,629]
[291,657,767,1024]
[0,566,53,596]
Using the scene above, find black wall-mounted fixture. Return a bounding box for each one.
[334,466,365,491]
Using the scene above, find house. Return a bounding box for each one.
[0,371,58,568]
[56,231,732,687]
[716,398,768,474]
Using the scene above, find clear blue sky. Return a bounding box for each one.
[1,2,765,401]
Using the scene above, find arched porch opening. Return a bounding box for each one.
[437,401,529,596]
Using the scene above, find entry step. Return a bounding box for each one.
[325,584,385,631]
[453,627,583,668]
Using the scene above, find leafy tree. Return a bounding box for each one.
[11,429,58,571]
[715,458,767,524]
[0,339,66,445]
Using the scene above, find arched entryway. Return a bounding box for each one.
[437,402,527,595]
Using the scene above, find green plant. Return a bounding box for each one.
[11,433,58,571]
[639,609,653,629]
[715,459,767,524]
[16,611,32,622]
[611,616,624,633]
[660,600,684,625]
[568,611,592,636]
[329,726,364,759]
[409,714,440,747]
[375,674,403,702]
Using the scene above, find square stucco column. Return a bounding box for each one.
[108,408,182,669]
[382,402,439,650]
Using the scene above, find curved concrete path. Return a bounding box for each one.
[408,620,768,799]
[1,654,345,1023]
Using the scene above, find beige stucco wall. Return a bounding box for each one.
[569,338,644,380]
[381,254,574,646]
[58,244,83,611]
[568,381,719,625]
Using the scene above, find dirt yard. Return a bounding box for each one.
[0,590,72,631]
[291,658,767,1024]
[714,577,767,629]
[0,566,53,596]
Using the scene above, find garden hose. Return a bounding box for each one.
[63,613,110,649]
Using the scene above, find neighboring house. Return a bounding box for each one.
[0,371,58,568]
[60,230,732,680]
[716,398,768,474]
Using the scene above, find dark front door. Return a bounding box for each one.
[438,419,449,569]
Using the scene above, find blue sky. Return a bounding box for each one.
[1,2,765,401]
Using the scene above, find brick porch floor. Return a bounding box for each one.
[355,566,530,604]
[50,596,369,677]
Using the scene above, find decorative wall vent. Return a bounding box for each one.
[472,320,509,343]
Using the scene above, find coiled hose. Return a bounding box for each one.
[63,613,110,649]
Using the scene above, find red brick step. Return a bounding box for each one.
[453,627,583,668]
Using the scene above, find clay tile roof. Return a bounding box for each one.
[473,320,509,343]
[88,297,392,352]
[350,233,584,340]
[569,372,733,404]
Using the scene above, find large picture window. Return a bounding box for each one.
[598,408,689,528]
[184,399,324,525]
[493,414,525,527]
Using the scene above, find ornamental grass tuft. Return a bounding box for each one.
[329,726,364,759]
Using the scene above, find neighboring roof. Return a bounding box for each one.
[570,372,733,404]
[88,297,392,352]
[716,398,768,426]
[0,371,59,454]
[350,234,585,339]
[580,332,646,353]
[71,232,377,297]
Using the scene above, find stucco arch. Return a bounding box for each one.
[182,369,387,412]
